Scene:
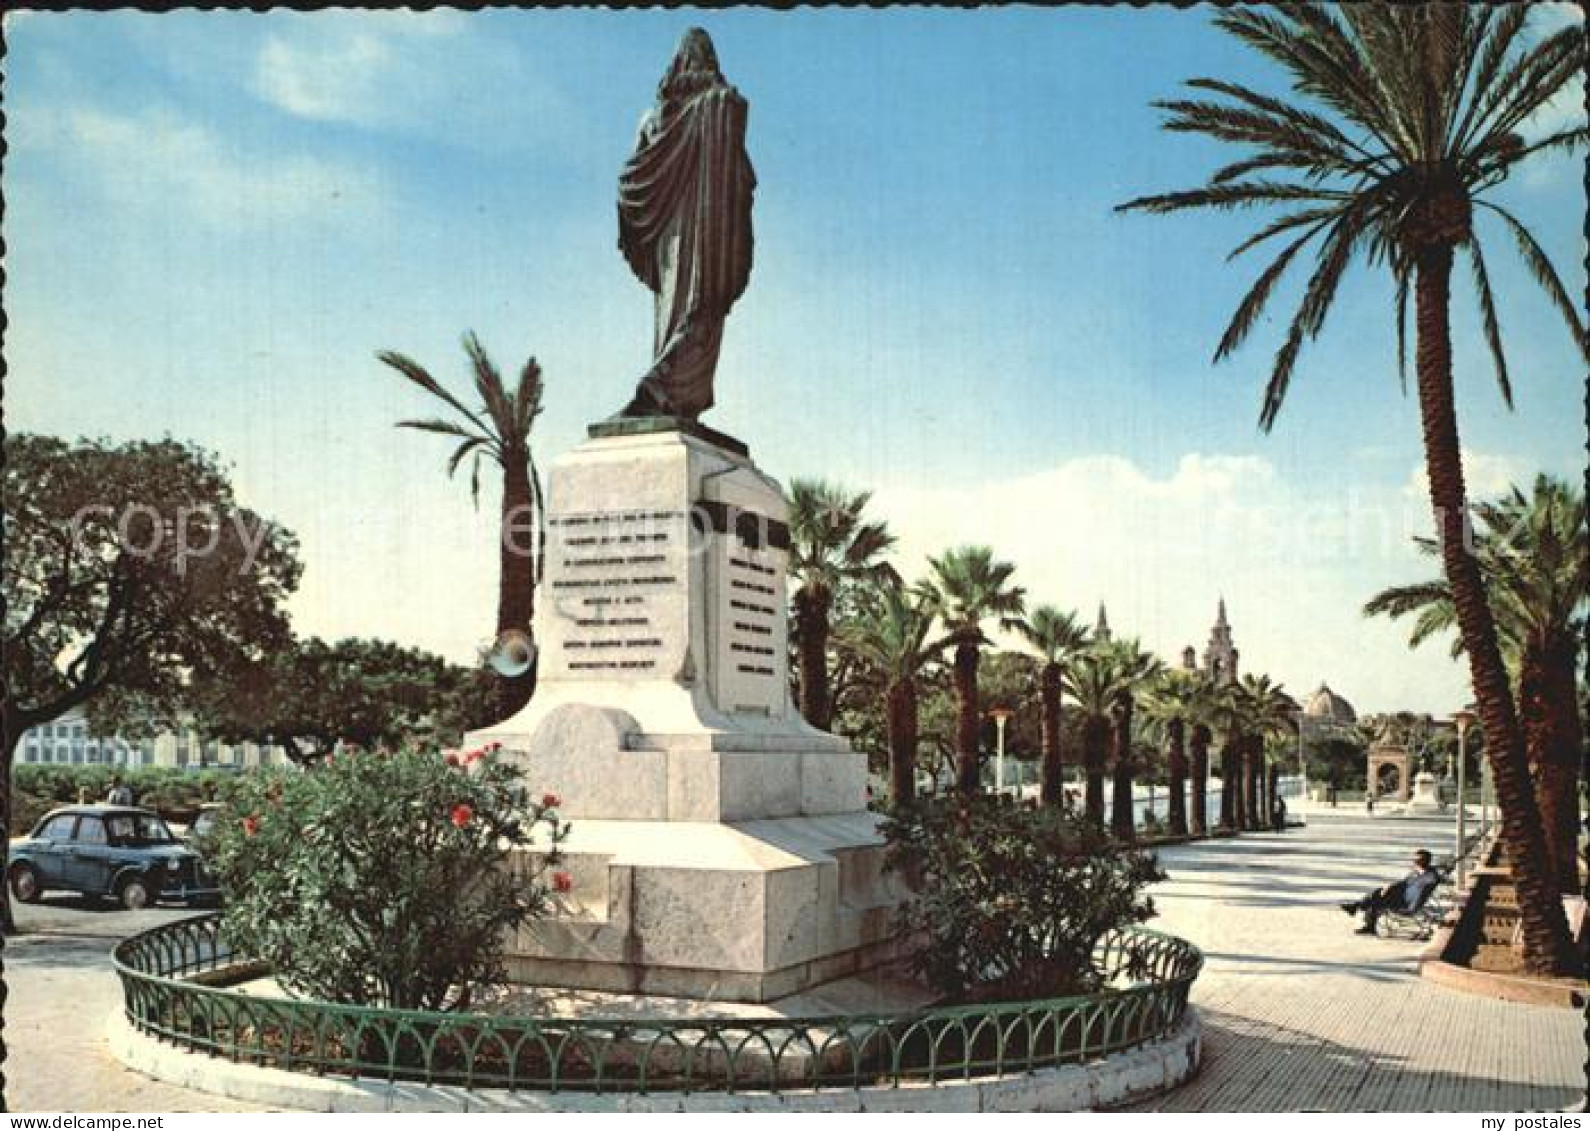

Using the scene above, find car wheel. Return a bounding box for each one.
[118,875,155,911]
[8,863,42,904]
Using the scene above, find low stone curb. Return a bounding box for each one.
[108,1008,1201,1113]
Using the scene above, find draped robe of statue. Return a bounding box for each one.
[616,30,756,421]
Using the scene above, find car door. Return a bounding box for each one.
[64,815,112,894]
[28,814,79,886]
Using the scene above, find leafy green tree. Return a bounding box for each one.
[924,547,1027,795]
[881,796,1163,1002]
[196,637,491,765]
[1366,475,1586,893]
[1015,607,1091,807]
[1119,2,1584,973]
[2,435,300,927]
[786,481,897,732]
[212,744,568,1010]
[378,333,546,716]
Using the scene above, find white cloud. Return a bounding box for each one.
[868,450,1540,714]
[1401,450,1531,503]
[20,103,387,230]
[250,13,573,150]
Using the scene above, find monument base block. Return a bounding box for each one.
[505,814,910,1003]
[470,423,908,1003]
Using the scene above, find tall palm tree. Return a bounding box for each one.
[787,481,898,731]
[842,579,939,806]
[1063,650,1117,828]
[1203,680,1248,832]
[1240,674,1298,831]
[1015,606,1091,807]
[1367,474,1587,893]
[1105,640,1165,841]
[1119,5,1586,973]
[1145,669,1205,836]
[1184,674,1221,837]
[378,333,546,715]
[924,546,1026,795]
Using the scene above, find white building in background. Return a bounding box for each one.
[16,706,290,771]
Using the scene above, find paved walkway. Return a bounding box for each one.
[1129,808,1584,1112]
[3,811,1582,1111]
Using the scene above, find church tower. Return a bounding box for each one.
[1093,603,1112,645]
[1202,597,1239,685]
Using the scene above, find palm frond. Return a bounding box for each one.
[376,351,491,436]
[1226,205,1345,259]
[1464,239,1514,409]
[1449,4,1530,153]
[1116,180,1346,215]
[1478,200,1590,362]
[447,437,489,478]
[396,417,486,442]
[462,331,515,438]
[1259,207,1365,431]
[1215,218,1331,362]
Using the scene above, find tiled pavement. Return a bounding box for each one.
[1128,809,1584,1112]
[4,810,1582,1112]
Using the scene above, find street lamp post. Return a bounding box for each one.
[1453,707,1476,886]
[1296,711,1309,804]
[990,707,1013,798]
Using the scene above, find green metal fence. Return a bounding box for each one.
[114,914,1201,1094]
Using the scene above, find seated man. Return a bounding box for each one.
[1340,849,1440,935]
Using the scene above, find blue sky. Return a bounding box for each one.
[5,6,1585,715]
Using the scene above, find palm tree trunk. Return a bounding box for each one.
[497,453,536,717]
[1189,724,1210,836]
[1414,243,1575,974]
[1521,640,1584,895]
[1167,718,1188,836]
[952,642,982,795]
[886,678,918,806]
[1219,736,1238,830]
[794,587,833,731]
[1083,715,1109,827]
[1039,663,1064,806]
[1110,700,1135,841]
[1244,736,1262,831]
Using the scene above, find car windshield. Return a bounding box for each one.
[106,813,176,846]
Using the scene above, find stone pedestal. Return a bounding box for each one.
[1406,771,1446,813]
[471,421,905,1002]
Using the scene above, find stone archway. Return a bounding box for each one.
[1367,745,1412,801]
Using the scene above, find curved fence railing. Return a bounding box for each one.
[114,914,1201,1094]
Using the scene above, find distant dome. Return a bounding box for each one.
[1304,682,1357,724]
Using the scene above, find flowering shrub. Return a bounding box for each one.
[881,796,1163,1002]
[209,742,569,1011]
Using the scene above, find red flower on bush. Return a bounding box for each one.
[242,815,261,837]
[450,803,474,829]
[542,792,562,810]
[444,752,462,767]
[552,871,574,894]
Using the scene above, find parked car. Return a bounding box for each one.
[7,804,220,910]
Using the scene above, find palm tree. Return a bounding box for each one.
[924,546,1026,795]
[1119,5,1586,973]
[1239,674,1298,830]
[1366,475,1587,893]
[787,481,898,731]
[1202,680,1248,832]
[1104,640,1165,841]
[1184,675,1221,836]
[1015,606,1091,807]
[1145,669,1205,836]
[842,580,939,806]
[1063,650,1117,828]
[378,333,546,715]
